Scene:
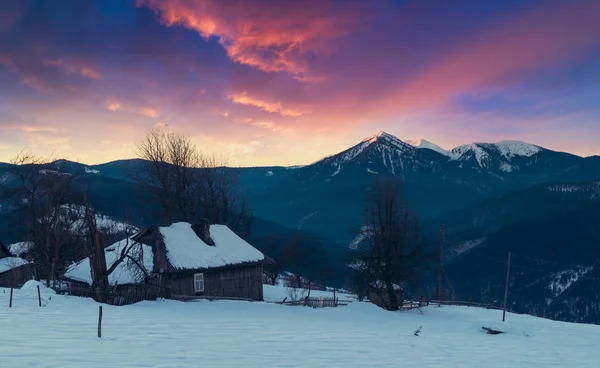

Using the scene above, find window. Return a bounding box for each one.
[194,273,204,293]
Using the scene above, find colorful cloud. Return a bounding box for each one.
[0,0,599,165]
[229,92,303,117]
[137,0,365,79]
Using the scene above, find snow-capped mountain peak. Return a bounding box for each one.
[450,143,492,167]
[315,132,418,177]
[306,132,551,178]
[449,140,544,171]
[362,131,406,147]
[404,138,451,157]
[494,140,542,159]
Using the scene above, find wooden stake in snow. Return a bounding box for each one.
[502,252,511,322]
[98,306,103,338]
[37,285,41,307]
[9,288,13,308]
[436,224,445,300]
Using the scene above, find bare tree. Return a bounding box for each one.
[350,177,431,311]
[281,233,322,289]
[79,197,144,303]
[134,127,251,235]
[261,238,285,286]
[0,152,80,286]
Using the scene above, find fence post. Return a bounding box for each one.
[98,306,103,338]
[37,285,42,307]
[502,252,511,322]
[9,288,13,308]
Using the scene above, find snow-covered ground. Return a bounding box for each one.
[1,283,599,368]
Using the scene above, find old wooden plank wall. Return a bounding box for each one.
[0,264,36,288]
[165,265,264,301]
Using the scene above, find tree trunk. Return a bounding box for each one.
[92,230,109,303]
[385,278,399,311]
[45,232,52,287]
[295,274,303,289]
[50,259,56,289]
[45,250,51,287]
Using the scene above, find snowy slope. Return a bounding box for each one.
[495,141,542,158]
[545,182,600,198]
[449,141,543,171]
[1,285,600,367]
[62,204,138,234]
[6,241,34,257]
[402,138,542,166]
[404,138,451,157]
[313,131,429,177]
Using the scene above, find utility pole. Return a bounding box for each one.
[502,252,511,322]
[436,224,445,301]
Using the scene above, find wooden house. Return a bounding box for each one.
[63,222,269,303]
[132,222,267,301]
[0,240,36,288]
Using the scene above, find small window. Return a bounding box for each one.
[194,273,204,293]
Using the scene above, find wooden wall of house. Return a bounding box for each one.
[164,265,264,301]
[0,264,36,288]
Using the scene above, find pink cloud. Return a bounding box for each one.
[380,1,600,113]
[104,99,159,118]
[137,0,368,79]
[42,59,102,80]
[229,92,303,117]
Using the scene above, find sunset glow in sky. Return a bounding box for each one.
[1,0,600,165]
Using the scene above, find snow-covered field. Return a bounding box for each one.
[1,283,599,368]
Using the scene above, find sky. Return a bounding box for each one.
[1,0,599,166]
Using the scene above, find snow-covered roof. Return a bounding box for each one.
[159,222,265,270]
[7,242,34,257]
[0,257,30,274]
[63,238,153,286]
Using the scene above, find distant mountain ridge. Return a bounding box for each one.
[0,131,592,172]
[2,132,600,324]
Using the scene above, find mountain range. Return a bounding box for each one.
[1,131,599,324]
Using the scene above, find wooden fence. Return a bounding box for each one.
[275,296,354,308]
[305,296,337,308]
[58,281,171,306]
[401,298,514,313]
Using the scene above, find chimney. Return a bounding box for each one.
[202,219,215,246]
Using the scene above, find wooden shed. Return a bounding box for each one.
[132,222,268,301]
[0,240,36,288]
